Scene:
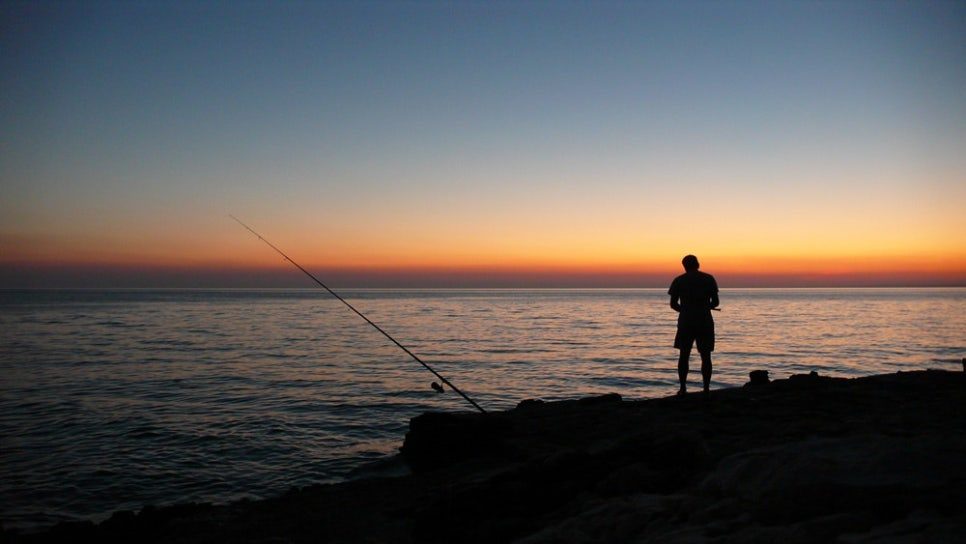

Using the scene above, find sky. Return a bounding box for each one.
[1,1,964,287]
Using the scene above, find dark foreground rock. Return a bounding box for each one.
[6,369,964,543]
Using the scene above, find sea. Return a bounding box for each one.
[1,288,963,530]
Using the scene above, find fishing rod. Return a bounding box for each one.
[230,215,486,414]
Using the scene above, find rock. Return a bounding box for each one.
[47,520,96,540]
[401,412,514,471]
[648,431,710,470]
[701,434,966,524]
[517,398,545,409]
[645,431,711,492]
[577,393,621,405]
[103,509,137,530]
[787,370,829,387]
[596,462,660,496]
[16,369,965,544]
[747,369,770,386]
[514,494,668,544]
[838,510,966,542]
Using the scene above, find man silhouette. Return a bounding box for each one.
[668,255,719,395]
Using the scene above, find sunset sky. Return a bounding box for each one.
[2,1,964,287]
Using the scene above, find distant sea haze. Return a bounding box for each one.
[1,288,963,530]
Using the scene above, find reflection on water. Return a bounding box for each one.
[0,288,963,529]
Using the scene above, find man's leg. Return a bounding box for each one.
[699,350,712,393]
[678,347,690,394]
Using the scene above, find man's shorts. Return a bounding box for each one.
[674,320,715,353]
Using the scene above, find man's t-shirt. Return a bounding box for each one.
[668,271,718,325]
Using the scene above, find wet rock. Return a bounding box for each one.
[401,412,514,471]
[101,509,137,533]
[47,520,95,542]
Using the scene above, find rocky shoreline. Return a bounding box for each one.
[5,369,964,543]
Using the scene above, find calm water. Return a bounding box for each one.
[1,288,963,529]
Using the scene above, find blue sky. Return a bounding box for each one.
[1,1,964,286]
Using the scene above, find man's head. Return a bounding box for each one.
[682,255,700,271]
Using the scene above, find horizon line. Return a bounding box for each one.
[2,261,963,289]
[3,285,965,291]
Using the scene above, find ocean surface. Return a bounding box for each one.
[1,288,963,530]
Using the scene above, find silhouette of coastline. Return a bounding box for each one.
[6,369,964,543]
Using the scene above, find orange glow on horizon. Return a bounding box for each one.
[3,251,963,288]
[3,212,964,286]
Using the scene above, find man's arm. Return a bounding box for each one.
[669,278,681,312]
[709,276,720,309]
